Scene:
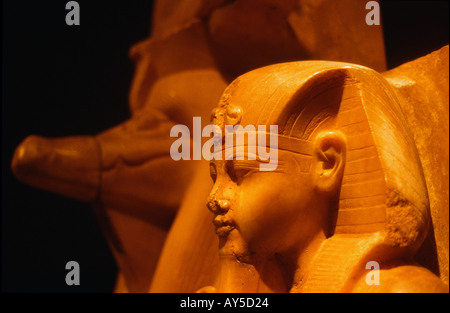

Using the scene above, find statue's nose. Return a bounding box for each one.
[206,198,230,214]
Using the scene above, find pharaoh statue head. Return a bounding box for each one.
[206,61,447,292]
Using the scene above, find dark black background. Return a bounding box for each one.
[2,0,449,292]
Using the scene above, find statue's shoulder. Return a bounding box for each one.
[352,262,449,293]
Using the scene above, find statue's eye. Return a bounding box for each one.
[230,161,260,184]
[234,169,252,180]
[209,163,217,183]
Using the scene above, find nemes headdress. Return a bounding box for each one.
[212,61,430,291]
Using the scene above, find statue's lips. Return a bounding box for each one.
[213,215,235,236]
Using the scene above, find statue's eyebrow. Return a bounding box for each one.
[228,159,285,173]
[230,160,261,170]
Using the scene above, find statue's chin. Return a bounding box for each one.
[215,225,235,238]
[217,228,236,254]
[217,228,252,262]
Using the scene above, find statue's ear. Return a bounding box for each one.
[311,131,346,195]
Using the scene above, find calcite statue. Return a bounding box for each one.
[202,50,449,292]
[9,0,448,294]
[10,0,388,292]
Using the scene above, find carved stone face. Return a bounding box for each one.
[208,148,320,254]
[205,65,348,256]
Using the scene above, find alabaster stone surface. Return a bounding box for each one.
[382,46,449,286]
[10,0,388,293]
[201,55,449,293]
